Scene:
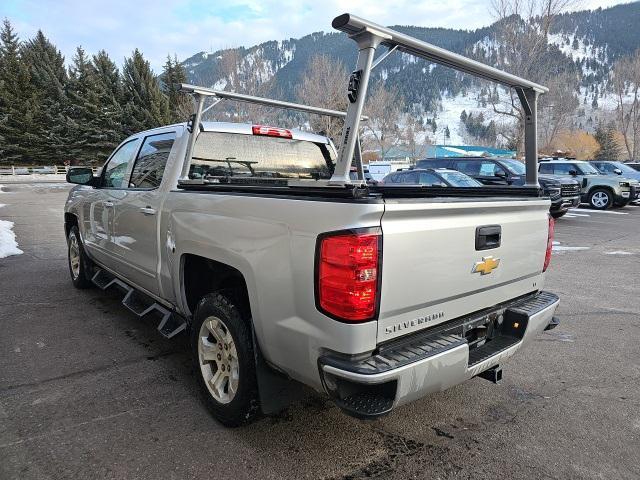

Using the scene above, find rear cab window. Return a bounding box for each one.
[188,132,334,183]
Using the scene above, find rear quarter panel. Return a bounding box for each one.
[160,191,385,389]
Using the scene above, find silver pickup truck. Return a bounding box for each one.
[64,14,560,426]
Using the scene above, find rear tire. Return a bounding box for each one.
[191,292,259,427]
[588,189,613,210]
[67,225,93,289]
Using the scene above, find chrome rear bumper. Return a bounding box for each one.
[319,291,560,418]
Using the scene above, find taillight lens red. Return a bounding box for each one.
[543,216,555,272]
[252,125,292,139]
[316,230,381,322]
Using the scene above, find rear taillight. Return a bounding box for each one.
[252,125,292,139]
[543,216,555,272]
[316,229,381,322]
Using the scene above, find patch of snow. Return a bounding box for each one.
[0,219,23,258]
[212,78,228,90]
[570,208,627,215]
[434,87,516,146]
[552,240,589,253]
[552,245,590,252]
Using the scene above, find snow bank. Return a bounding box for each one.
[0,219,22,258]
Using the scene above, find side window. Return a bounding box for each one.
[129,132,176,189]
[453,161,481,176]
[418,172,441,185]
[400,172,418,184]
[553,163,573,175]
[539,163,553,174]
[102,140,139,188]
[479,161,504,176]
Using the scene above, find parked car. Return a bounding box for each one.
[367,160,411,182]
[416,157,580,218]
[626,162,640,171]
[538,159,639,209]
[590,160,640,183]
[382,168,483,187]
[13,167,30,175]
[63,15,560,427]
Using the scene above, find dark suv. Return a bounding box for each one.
[417,157,581,218]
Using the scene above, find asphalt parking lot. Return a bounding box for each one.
[1,183,639,480]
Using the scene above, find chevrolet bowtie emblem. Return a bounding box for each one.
[472,256,500,275]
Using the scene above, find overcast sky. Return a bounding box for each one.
[1,0,632,71]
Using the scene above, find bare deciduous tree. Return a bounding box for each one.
[362,83,405,160]
[295,54,348,140]
[403,114,429,161]
[488,0,582,153]
[207,47,275,123]
[538,72,580,149]
[611,49,640,160]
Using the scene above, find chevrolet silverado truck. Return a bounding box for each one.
[538,159,639,209]
[417,156,581,218]
[64,14,560,426]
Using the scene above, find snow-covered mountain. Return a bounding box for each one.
[181,2,640,147]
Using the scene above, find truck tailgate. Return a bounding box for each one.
[378,197,550,343]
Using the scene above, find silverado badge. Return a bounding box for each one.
[472,256,500,275]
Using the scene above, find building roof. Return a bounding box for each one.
[382,144,516,160]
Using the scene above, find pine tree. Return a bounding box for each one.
[121,49,170,135]
[594,122,622,160]
[21,30,69,163]
[91,50,125,161]
[66,46,123,164]
[162,54,191,123]
[0,19,34,163]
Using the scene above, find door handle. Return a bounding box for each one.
[140,206,156,216]
[104,201,114,208]
[475,225,501,251]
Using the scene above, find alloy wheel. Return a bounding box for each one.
[198,316,239,404]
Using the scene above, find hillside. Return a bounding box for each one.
[181,2,640,147]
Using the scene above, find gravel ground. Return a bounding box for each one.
[1,184,638,480]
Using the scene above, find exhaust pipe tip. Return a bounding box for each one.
[478,365,503,384]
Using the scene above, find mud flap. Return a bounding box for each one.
[251,328,306,415]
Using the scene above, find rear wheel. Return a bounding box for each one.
[588,189,612,210]
[191,292,259,427]
[67,225,93,289]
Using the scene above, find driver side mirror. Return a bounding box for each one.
[613,168,623,175]
[66,167,96,186]
[568,170,578,177]
[495,170,508,178]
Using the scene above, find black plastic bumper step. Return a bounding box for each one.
[467,335,520,367]
[335,392,394,419]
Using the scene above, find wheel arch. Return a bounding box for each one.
[180,253,253,324]
[64,212,78,238]
[587,184,614,197]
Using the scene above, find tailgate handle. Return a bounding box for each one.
[476,225,501,251]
